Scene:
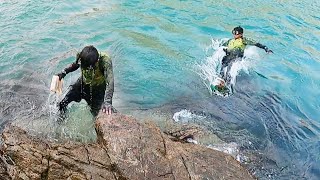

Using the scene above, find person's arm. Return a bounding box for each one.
[244,37,273,53]
[57,55,81,80]
[100,53,115,114]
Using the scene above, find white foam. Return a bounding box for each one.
[208,142,249,163]
[173,109,204,123]
[186,138,198,144]
[196,38,262,94]
[208,142,239,156]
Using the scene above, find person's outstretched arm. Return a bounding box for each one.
[244,37,273,53]
[100,53,115,115]
[57,56,80,80]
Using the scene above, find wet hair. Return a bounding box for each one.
[78,45,99,68]
[232,26,243,35]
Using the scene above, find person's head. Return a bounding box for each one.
[232,26,243,39]
[78,45,99,69]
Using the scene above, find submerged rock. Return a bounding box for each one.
[0,113,254,179]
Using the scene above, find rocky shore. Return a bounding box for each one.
[0,113,254,179]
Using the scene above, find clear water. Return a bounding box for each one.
[0,0,319,179]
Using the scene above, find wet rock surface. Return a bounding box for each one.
[0,113,254,179]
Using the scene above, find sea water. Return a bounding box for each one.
[0,0,319,179]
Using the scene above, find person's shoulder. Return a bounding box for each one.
[100,52,111,59]
[222,38,231,46]
[100,52,112,62]
[99,52,112,69]
[243,37,256,44]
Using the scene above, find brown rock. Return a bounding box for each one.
[0,113,255,180]
[95,113,254,180]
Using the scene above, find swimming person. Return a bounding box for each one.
[220,26,273,85]
[56,45,115,118]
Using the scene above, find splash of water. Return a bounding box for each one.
[196,38,261,95]
[173,109,205,123]
[46,92,96,142]
[15,79,98,143]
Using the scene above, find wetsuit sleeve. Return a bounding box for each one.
[63,62,80,74]
[255,43,268,50]
[57,60,80,80]
[101,54,114,105]
[243,37,268,51]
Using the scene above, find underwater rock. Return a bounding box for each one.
[0,113,254,179]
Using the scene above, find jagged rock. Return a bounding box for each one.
[0,113,254,179]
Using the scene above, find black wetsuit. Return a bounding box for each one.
[58,53,114,117]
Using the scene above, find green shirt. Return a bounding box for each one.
[81,53,112,86]
[223,37,257,54]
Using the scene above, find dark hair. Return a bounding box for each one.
[79,46,99,68]
[232,26,243,35]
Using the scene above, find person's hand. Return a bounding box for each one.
[223,48,229,55]
[101,102,115,115]
[223,48,227,53]
[56,72,66,80]
[265,47,273,54]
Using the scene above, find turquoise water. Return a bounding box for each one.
[1,0,320,179]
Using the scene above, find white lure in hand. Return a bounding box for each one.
[50,75,63,95]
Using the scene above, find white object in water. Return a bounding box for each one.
[186,138,198,144]
[173,109,204,123]
[50,75,63,95]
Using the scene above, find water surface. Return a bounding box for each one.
[0,0,319,179]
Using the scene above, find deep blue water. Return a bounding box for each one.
[0,0,319,179]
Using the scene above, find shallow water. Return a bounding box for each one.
[0,0,319,179]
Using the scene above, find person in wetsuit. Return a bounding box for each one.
[56,45,115,117]
[220,26,273,84]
